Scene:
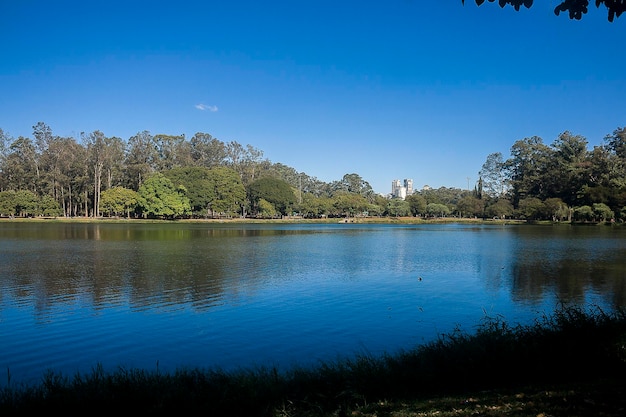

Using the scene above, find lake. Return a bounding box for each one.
[1,221,625,387]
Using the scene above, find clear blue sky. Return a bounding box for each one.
[1,1,625,195]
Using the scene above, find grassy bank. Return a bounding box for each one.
[0,215,525,225]
[1,305,625,416]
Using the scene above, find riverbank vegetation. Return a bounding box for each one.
[1,304,625,416]
[1,124,625,223]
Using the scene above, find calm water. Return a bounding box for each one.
[1,221,625,387]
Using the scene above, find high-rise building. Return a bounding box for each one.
[404,179,413,196]
[391,179,413,200]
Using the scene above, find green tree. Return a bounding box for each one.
[366,202,384,217]
[37,194,62,217]
[82,130,123,217]
[0,128,10,174]
[189,132,227,168]
[332,192,369,217]
[206,166,246,217]
[386,199,410,217]
[543,198,570,222]
[592,202,614,222]
[14,190,39,217]
[601,127,626,207]
[517,197,545,220]
[100,186,139,218]
[604,127,626,160]
[573,205,594,222]
[225,141,266,187]
[485,199,514,219]
[299,194,334,218]
[164,166,215,217]
[0,189,60,217]
[137,173,191,219]
[549,131,589,206]
[505,136,552,205]
[479,152,508,198]
[370,194,389,216]
[0,190,17,215]
[248,177,296,216]
[456,195,484,218]
[426,203,451,217]
[124,131,159,190]
[406,193,427,216]
[155,134,190,171]
[333,173,374,200]
[257,198,278,218]
[4,137,40,192]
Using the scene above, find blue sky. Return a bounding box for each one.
[1,1,625,194]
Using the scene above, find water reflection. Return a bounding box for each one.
[1,222,626,385]
[507,225,626,306]
[2,223,626,315]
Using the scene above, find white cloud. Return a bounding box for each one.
[195,103,218,112]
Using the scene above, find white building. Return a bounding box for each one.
[391,178,413,200]
[404,179,413,196]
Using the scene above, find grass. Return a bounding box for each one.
[1,304,625,416]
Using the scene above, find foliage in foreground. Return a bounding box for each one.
[1,305,625,416]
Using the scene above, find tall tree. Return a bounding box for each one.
[604,127,626,160]
[154,134,188,171]
[332,192,370,217]
[83,131,106,217]
[331,173,374,200]
[247,177,296,216]
[603,127,626,189]
[406,193,427,216]
[549,131,589,206]
[505,136,553,205]
[103,136,125,190]
[386,198,411,217]
[206,166,246,217]
[4,137,40,192]
[479,152,508,198]
[100,186,139,218]
[137,173,191,219]
[124,131,159,190]
[62,138,89,217]
[164,166,215,217]
[32,122,53,155]
[0,129,13,191]
[240,144,265,186]
[189,132,227,168]
[39,135,78,211]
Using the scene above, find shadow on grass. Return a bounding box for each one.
[1,304,625,416]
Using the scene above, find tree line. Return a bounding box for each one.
[474,127,626,222]
[0,122,385,219]
[1,122,625,222]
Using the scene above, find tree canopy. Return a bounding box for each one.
[247,177,296,216]
[3,121,626,223]
[462,0,625,21]
[137,173,191,219]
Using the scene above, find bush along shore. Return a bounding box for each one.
[1,304,625,416]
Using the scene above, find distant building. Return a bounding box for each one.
[404,179,413,196]
[391,178,413,200]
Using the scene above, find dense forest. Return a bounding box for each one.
[0,122,625,222]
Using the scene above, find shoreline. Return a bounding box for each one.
[0,216,528,225]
